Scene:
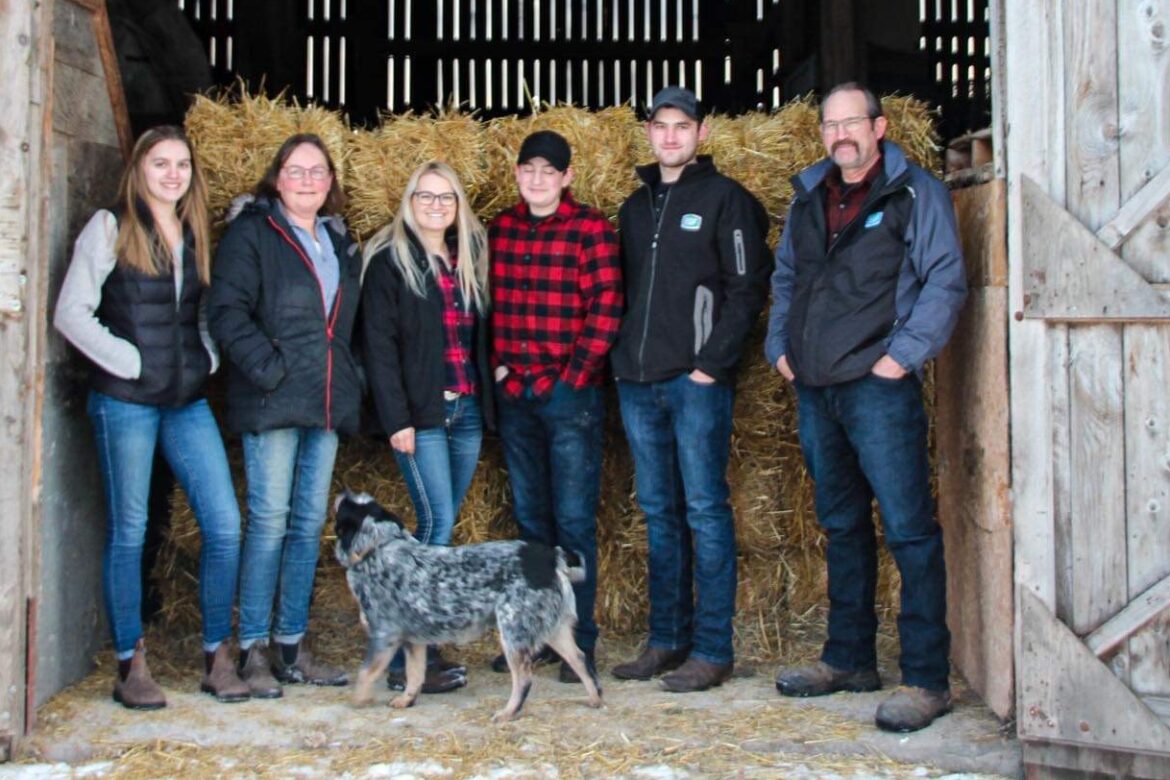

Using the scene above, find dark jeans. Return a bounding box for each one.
[497,382,603,650]
[795,373,950,691]
[617,374,736,665]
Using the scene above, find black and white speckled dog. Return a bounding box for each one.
[333,491,603,721]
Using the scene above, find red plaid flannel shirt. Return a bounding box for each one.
[436,256,477,395]
[489,193,623,400]
[824,154,883,248]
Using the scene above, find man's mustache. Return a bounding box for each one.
[832,140,859,155]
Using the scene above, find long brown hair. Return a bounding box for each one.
[114,125,211,283]
[254,133,347,216]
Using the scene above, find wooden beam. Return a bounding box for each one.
[1096,164,1170,252]
[1084,574,1170,658]
[1019,588,1170,753]
[1021,176,1170,320]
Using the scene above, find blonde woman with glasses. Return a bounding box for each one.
[360,161,492,693]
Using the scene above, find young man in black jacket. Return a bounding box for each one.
[610,87,771,692]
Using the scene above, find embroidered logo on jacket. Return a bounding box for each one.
[680,213,703,231]
[864,211,884,228]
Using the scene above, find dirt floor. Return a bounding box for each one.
[7,630,1020,779]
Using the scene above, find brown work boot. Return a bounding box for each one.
[387,666,467,694]
[273,641,349,686]
[200,643,250,703]
[875,686,952,732]
[611,645,690,680]
[659,658,733,692]
[238,643,283,699]
[775,661,881,697]
[112,640,166,710]
[430,647,467,675]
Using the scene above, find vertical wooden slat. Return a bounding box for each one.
[1005,0,1064,648]
[1063,0,1126,638]
[1123,326,1170,697]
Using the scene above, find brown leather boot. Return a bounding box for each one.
[201,644,250,703]
[273,641,349,686]
[659,658,733,692]
[875,686,952,732]
[611,645,690,680]
[112,640,166,710]
[774,661,881,698]
[238,643,283,699]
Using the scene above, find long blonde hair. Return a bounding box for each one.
[114,126,211,283]
[362,161,488,312]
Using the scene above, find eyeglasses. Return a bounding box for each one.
[413,191,457,206]
[820,116,873,135]
[283,165,332,181]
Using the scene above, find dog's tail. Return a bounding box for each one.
[557,548,587,584]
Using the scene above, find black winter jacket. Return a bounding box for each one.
[360,230,495,436]
[93,206,210,407]
[209,196,363,435]
[612,156,772,383]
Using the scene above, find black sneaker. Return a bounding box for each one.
[386,666,467,694]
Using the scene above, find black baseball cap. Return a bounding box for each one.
[517,130,572,171]
[648,86,703,121]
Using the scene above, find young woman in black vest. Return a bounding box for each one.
[54,126,249,709]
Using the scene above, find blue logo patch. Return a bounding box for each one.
[864,211,884,228]
[680,213,703,231]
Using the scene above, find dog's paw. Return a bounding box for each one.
[491,708,520,723]
[586,696,603,709]
[389,694,417,709]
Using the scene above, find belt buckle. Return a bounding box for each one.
[443,390,461,402]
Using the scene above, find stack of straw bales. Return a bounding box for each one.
[157,87,940,666]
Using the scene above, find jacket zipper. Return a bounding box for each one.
[637,185,672,381]
[267,216,341,431]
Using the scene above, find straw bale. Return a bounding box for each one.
[481,104,643,220]
[148,92,941,675]
[185,85,349,223]
[344,107,488,239]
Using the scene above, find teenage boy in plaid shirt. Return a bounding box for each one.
[488,130,623,683]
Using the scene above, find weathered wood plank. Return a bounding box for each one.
[1064,325,1128,634]
[1021,176,1170,319]
[936,284,1013,719]
[1024,741,1170,780]
[1096,164,1170,252]
[1006,0,1065,625]
[1122,324,1170,695]
[1018,588,1170,754]
[0,0,42,751]
[1116,0,1170,284]
[952,180,1007,287]
[1084,573,1170,658]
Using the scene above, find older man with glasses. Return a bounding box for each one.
[766,82,967,732]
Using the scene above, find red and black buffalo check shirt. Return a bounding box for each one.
[489,193,623,400]
[436,255,477,395]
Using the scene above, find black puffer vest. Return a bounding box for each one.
[92,205,210,406]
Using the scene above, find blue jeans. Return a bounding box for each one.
[617,375,737,665]
[238,426,339,647]
[497,382,603,650]
[87,391,241,657]
[795,374,950,691]
[393,395,483,546]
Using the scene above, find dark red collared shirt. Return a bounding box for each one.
[436,255,477,395]
[489,192,623,400]
[824,155,884,248]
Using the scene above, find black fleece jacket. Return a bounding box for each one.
[209,196,363,435]
[612,156,771,384]
[360,230,494,436]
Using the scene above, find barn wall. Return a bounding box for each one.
[34,0,127,707]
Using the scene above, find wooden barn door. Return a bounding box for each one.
[1005,1,1170,776]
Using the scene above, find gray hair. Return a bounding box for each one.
[820,82,884,121]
